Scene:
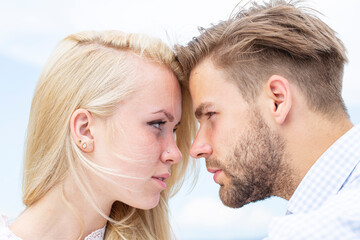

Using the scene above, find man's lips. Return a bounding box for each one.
[207,168,223,183]
[207,168,219,174]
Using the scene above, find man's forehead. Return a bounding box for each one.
[190,65,215,89]
[190,58,215,78]
[189,60,233,101]
[189,65,221,117]
[189,60,250,116]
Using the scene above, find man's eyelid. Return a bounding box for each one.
[195,110,214,121]
[206,111,216,119]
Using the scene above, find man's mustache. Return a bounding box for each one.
[206,157,238,180]
[206,158,223,170]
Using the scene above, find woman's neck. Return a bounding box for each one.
[10,179,112,240]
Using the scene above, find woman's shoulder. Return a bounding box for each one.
[0,215,22,240]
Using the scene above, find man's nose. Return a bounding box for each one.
[190,129,213,159]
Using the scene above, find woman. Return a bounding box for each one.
[0,31,196,239]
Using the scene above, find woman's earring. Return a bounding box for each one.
[78,139,86,149]
[166,150,170,153]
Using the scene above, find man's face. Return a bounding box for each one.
[189,59,289,208]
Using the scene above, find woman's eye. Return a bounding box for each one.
[206,112,216,119]
[148,121,166,130]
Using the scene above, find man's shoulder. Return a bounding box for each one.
[267,188,360,239]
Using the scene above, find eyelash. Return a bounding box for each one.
[148,120,179,134]
[148,121,166,130]
[205,112,216,119]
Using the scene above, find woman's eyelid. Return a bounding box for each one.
[156,121,166,128]
[148,120,166,130]
[171,119,181,133]
[148,118,180,133]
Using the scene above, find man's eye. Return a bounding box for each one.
[205,112,216,119]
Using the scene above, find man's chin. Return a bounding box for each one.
[219,186,250,209]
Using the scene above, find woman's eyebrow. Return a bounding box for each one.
[152,109,175,122]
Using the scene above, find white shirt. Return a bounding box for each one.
[0,215,105,240]
[266,124,360,239]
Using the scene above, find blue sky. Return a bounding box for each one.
[0,1,359,239]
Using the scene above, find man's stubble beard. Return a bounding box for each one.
[207,110,294,208]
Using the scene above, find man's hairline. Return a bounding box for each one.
[188,55,248,100]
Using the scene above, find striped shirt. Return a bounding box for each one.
[266,124,360,239]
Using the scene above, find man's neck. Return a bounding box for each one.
[281,112,353,200]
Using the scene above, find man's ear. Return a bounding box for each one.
[70,109,94,153]
[265,75,292,125]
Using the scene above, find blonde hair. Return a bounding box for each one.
[23,30,197,240]
[176,0,348,116]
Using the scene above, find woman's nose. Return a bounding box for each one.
[161,138,182,164]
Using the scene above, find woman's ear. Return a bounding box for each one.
[70,109,94,152]
[266,75,292,125]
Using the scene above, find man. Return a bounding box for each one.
[175,0,360,239]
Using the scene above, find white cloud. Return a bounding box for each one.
[175,196,278,229]
[171,196,287,239]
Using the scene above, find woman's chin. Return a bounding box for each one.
[129,194,161,210]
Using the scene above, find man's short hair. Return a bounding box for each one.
[175,0,348,115]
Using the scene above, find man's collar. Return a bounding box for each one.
[286,124,360,214]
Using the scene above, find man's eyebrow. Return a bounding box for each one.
[152,109,175,122]
[194,102,214,119]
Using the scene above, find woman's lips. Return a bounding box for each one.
[152,173,170,189]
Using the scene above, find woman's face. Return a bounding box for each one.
[90,56,182,210]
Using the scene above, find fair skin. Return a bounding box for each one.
[10,55,182,239]
[189,58,353,207]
